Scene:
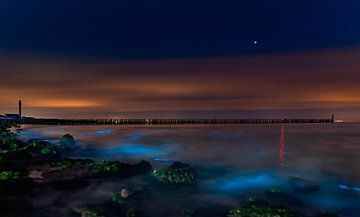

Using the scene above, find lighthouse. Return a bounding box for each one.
[19,100,22,118]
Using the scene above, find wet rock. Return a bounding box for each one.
[226,206,305,217]
[182,208,196,217]
[0,178,35,195]
[265,188,304,208]
[315,213,339,217]
[73,201,147,217]
[289,177,320,193]
[130,160,153,175]
[152,162,196,186]
[0,149,32,171]
[48,179,89,191]
[242,195,270,207]
[59,134,77,150]
[73,207,104,217]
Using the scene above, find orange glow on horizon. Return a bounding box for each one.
[32,100,101,108]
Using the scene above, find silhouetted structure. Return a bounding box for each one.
[0,101,336,125]
[19,100,22,118]
[0,117,334,125]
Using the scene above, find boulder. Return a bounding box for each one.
[59,134,77,150]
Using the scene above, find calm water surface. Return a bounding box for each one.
[18,124,360,217]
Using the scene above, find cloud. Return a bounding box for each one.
[0,47,360,120]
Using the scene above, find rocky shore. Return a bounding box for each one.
[0,124,340,217]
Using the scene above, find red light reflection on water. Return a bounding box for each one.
[279,123,285,168]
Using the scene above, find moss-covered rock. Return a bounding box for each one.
[90,160,126,175]
[227,205,304,217]
[27,140,57,154]
[51,158,94,171]
[152,162,196,185]
[0,132,24,152]
[0,170,23,181]
[53,158,74,170]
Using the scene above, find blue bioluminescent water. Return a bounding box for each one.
[95,130,113,135]
[154,158,172,162]
[102,143,177,157]
[216,172,281,191]
[17,124,360,217]
[338,184,360,191]
[19,130,41,137]
[128,132,147,140]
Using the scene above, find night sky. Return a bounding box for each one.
[1,1,360,121]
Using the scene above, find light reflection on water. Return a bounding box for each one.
[18,124,360,216]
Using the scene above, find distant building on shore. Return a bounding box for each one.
[0,100,23,119]
[4,114,21,118]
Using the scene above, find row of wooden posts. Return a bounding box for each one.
[0,118,334,125]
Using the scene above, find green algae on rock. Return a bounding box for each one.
[91,160,124,174]
[26,140,58,156]
[152,162,196,185]
[227,206,304,217]
[0,170,23,181]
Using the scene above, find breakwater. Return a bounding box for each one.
[0,117,334,125]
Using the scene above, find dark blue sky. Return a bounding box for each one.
[1,0,360,59]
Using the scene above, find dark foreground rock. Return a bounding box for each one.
[242,195,271,207]
[90,159,153,177]
[315,213,339,217]
[265,188,304,208]
[226,206,305,217]
[0,197,34,217]
[72,201,148,217]
[289,177,320,193]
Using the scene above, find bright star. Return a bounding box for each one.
[253,41,258,45]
